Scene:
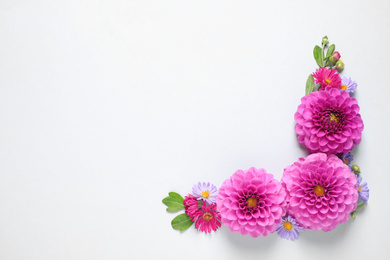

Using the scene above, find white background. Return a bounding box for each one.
[1,0,389,259]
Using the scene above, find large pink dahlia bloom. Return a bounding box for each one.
[281,153,358,232]
[295,87,364,154]
[216,167,286,237]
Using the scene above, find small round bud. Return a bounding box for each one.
[322,36,329,46]
[329,51,341,63]
[352,165,361,174]
[350,211,357,218]
[336,60,344,71]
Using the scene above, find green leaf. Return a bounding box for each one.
[313,45,323,67]
[326,44,335,58]
[168,192,183,201]
[171,213,194,231]
[356,203,366,211]
[165,205,184,213]
[162,192,184,212]
[305,74,315,95]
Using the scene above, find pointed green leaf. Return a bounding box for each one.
[171,213,194,231]
[162,192,184,212]
[313,45,323,67]
[305,74,315,95]
[326,44,335,58]
[162,197,184,212]
[168,192,184,201]
[165,206,184,213]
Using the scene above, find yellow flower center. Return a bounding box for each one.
[203,212,213,221]
[340,84,347,90]
[325,78,332,84]
[330,113,338,122]
[314,185,325,197]
[201,190,210,199]
[344,158,349,164]
[358,186,362,192]
[247,197,258,208]
[283,221,293,231]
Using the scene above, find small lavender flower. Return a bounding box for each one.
[341,152,353,170]
[276,215,305,241]
[357,176,369,203]
[341,77,357,93]
[192,182,218,204]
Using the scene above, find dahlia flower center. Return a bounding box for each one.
[201,190,210,199]
[313,185,325,197]
[340,84,347,90]
[329,113,338,123]
[247,197,258,208]
[283,221,293,231]
[203,212,213,221]
[358,186,362,192]
[325,78,332,84]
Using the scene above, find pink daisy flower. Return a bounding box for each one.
[194,201,221,233]
[295,87,364,154]
[216,167,286,237]
[281,153,358,232]
[312,68,342,90]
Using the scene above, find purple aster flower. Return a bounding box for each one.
[340,77,357,93]
[276,215,304,241]
[341,152,353,169]
[192,182,218,204]
[357,176,369,203]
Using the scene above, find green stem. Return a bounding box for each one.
[320,42,328,67]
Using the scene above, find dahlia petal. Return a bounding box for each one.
[230,220,240,231]
[307,205,318,214]
[226,210,237,220]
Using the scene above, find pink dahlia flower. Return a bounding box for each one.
[312,68,342,90]
[281,153,358,232]
[216,167,286,237]
[295,87,364,154]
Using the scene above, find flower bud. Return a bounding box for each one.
[329,51,341,63]
[352,164,360,174]
[322,36,329,46]
[350,211,357,218]
[336,60,344,71]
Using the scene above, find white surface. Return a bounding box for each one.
[1,0,389,259]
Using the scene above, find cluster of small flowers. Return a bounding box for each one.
[183,182,221,233]
[163,36,369,241]
[162,182,221,233]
